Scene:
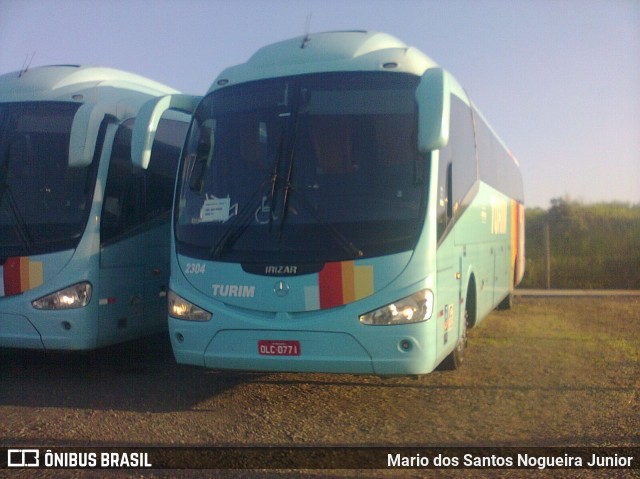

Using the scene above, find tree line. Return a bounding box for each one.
[521,199,640,289]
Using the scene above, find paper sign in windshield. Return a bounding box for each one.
[200,196,231,222]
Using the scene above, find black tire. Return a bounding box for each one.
[439,282,474,371]
[496,291,513,310]
[497,263,517,310]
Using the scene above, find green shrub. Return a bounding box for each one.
[521,199,640,289]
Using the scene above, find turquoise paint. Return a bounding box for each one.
[128,31,524,375]
[0,65,187,350]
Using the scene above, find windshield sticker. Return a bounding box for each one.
[199,195,237,223]
[0,256,43,297]
[254,195,276,225]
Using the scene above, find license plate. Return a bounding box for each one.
[258,340,301,356]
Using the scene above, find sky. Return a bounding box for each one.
[1,0,638,208]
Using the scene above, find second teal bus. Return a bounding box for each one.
[0,65,192,350]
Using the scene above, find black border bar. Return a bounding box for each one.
[2,446,638,470]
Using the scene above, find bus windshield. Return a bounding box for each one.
[175,72,427,264]
[0,102,96,256]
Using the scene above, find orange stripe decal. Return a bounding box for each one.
[341,261,356,303]
[1,256,44,297]
[319,261,374,309]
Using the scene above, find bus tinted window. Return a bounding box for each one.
[102,117,186,243]
[101,120,145,243]
[475,112,523,203]
[0,101,98,256]
[175,72,425,263]
[146,118,188,219]
[437,95,477,240]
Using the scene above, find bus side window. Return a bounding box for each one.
[437,139,451,241]
[101,120,145,244]
[101,117,186,244]
[450,96,476,213]
[437,158,453,241]
[437,95,476,242]
[146,118,188,220]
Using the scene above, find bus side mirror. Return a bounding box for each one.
[416,68,450,153]
[69,102,112,167]
[131,94,200,169]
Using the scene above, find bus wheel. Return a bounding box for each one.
[497,263,517,310]
[439,286,473,371]
[496,292,513,310]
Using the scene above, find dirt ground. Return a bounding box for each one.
[0,297,638,478]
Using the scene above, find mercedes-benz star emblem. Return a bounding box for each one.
[273,281,290,297]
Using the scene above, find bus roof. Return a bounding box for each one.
[211,31,439,92]
[0,65,179,103]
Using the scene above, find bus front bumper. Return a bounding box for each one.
[0,313,45,350]
[170,321,435,376]
[204,329,375,374]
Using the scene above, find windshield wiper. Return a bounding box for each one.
[276,87,363,259]
[209,95,291,259]
[267,122,287,233]
[281,179,364,259]
[277,87,306,234]
[207,172,364,260]
[209,83,363,261]
[209,177,271,259]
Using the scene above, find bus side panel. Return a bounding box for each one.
[143,220,171,335]
[94,115,182,347]
[98,223,170,347]
[435,229,463,366]
[455,183,512,323]
[492,197,511,305]
[98,235,145,347]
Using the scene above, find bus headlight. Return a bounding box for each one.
[168,290,212,321]
[359,289,434,325]
[32,282,92,310]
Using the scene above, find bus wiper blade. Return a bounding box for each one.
[277,87,306,236]
[209,178,271,259]
[267,105,364,258]
[267,127,287,233]
[286,181,364,259]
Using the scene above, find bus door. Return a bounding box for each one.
[139,115,189,334]
[141,220,170,334]
[435,160,460,359]
[97,122,146,345]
